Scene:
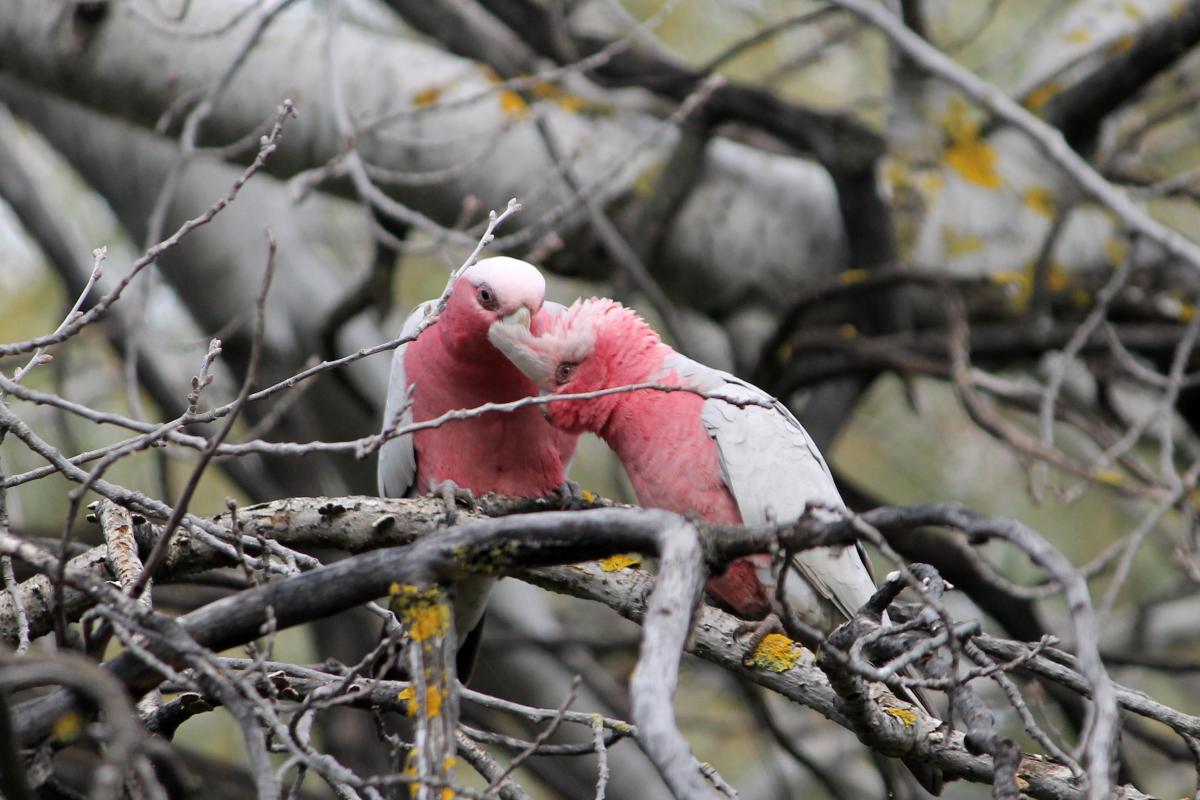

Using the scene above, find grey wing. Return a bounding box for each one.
[377,301,434,498]
[669,355,878,623]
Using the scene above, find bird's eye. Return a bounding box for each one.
[555,362,577,386]
[477,284,499,310]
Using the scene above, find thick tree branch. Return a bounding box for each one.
[0,497,1148,798]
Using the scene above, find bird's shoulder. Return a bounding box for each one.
[659,353,841,522]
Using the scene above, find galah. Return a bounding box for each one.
[490,298,943,792]
[377,256,578,670]
[488,296,872,636]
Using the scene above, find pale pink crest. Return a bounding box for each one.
[461,256,546,314]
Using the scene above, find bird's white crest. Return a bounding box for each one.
[462,257,546,312]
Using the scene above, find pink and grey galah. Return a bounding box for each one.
[488,296,876,638]
[490,298,944,793]
[377,257,578,664]
[483,293,943,792]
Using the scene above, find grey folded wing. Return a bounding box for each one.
[666,354,878,623]
[377,301,435,498]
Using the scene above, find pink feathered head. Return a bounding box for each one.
[439,257,547,360]
[490,297,664,432]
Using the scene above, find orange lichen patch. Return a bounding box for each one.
[1063,29,1090,44]
[884,706,918,727]
[840,268,869,284]
[531,81,560,98]
[1023,82,1062,112]
[398,685,445,718]
[1023,186,1056,217]
[748,633,803,672]
[424,685,445,718]
[53,712,82,742]
[413,86,442,107]
[1180,304,1197,322]
[409,602,450,642]
[942,228,984,256]
[940,99,1003,188]
[393,585,451,642]
[599,553,642,572]
[499,90,528,116]
[402,755,421,799]
[946,137,1003,188]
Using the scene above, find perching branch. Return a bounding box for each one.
[0,496,1151,798]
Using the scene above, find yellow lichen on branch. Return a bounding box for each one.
[393,581,456,799]
[399,685,445,718]
[599,553,642,572]
[945,138,1003,188]
[941,98,1004,189]
[747,633,803,672]
[884,706,918,727]
[499,90,528,117]
[391,584,451,642]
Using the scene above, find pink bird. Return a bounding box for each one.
[490,298,943,793]
[489,297,873,637]
[378,256,578,665]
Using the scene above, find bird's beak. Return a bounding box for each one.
[500,306,532,330]
[489,307,552,385]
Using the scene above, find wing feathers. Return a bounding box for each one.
[664,354,877,624]
[377,301,434,498]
